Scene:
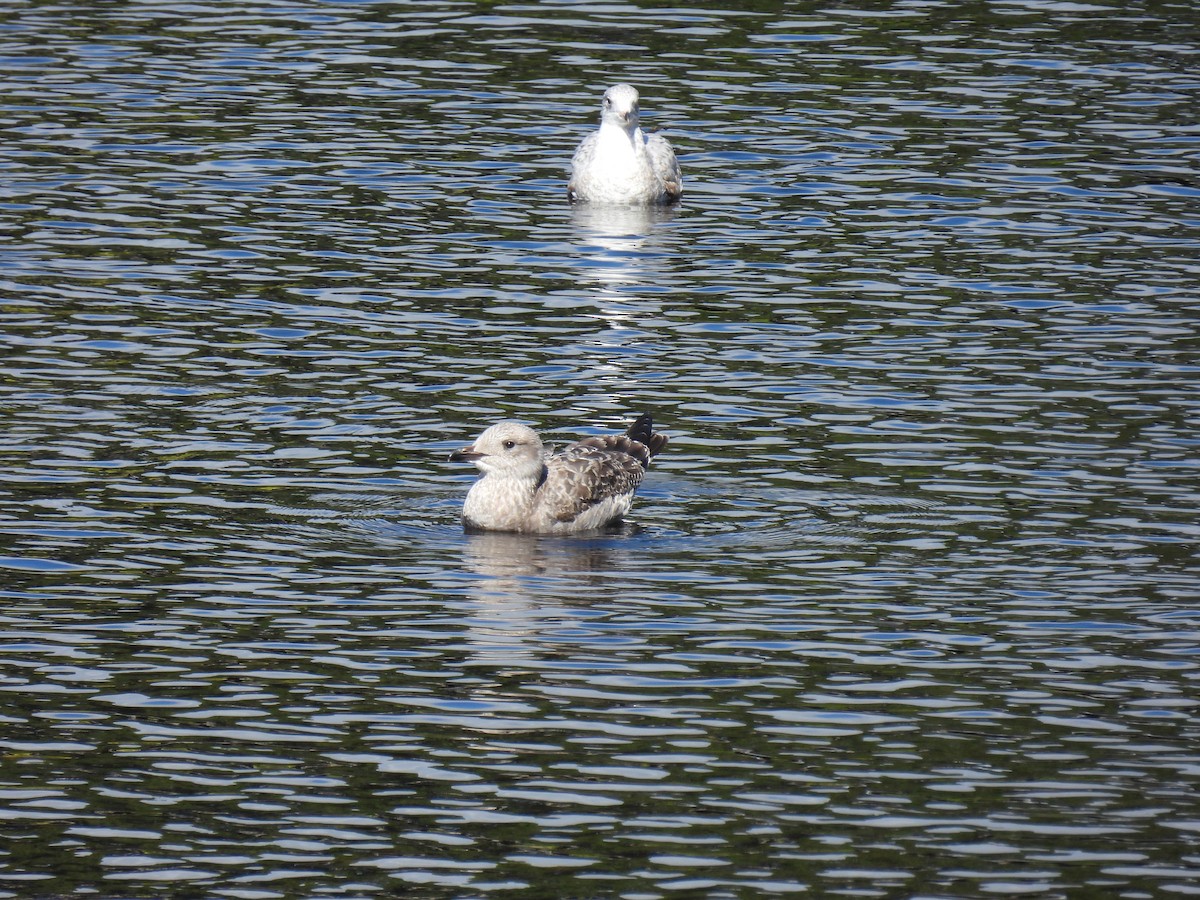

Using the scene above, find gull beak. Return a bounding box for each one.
[449,445,484,463]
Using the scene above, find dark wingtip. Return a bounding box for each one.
[627,413,667,459]
[626,413,653,443]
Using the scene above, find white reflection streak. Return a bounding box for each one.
[567,204,677,408]
[459,532,551,666]
[458,532,621,665]
[570,203,677,293]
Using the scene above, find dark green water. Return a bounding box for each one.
[1,1,1198,896]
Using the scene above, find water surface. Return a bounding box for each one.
[2,0,1199,896]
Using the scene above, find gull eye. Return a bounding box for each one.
[503,440,516,450]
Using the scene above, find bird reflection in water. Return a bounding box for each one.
[457,529,640,665]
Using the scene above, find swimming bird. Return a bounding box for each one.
[568,84,682,205]
[449,414,668,533]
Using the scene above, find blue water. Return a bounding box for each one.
[1,1,1198,896]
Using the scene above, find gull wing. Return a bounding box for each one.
[646,132,682,201]
[567,131,599,202]
[542,443,648,524]
[539,414,668,525]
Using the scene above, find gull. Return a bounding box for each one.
[568,84,682,205]
[449,413,668,533]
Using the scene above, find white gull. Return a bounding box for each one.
[568,84,682,205]
[449,413,668,533]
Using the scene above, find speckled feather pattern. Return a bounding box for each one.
[452,414,668,534]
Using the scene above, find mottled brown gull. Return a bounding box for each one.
[568,84,682,205]
[449,413,668,534]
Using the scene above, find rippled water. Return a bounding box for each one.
[2,1,1199,896]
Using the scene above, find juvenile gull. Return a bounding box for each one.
[568,84,682,205]
[449,413,668,534]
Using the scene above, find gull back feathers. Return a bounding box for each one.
[452,414,668,534]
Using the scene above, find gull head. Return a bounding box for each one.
[600,83,640,129]
[449,421,546,480]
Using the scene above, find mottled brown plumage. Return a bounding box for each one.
[449,414,668,534]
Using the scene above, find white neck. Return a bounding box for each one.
[599,119,640,143]
[594,121,647,175]
[463,470,541,531]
